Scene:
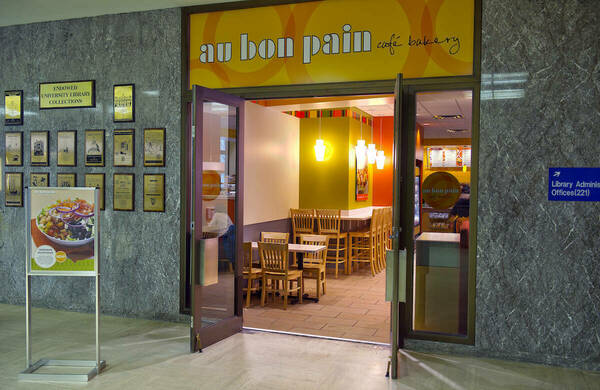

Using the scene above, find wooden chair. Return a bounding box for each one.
[316,209,348,278]
[259,242,303,310]
[242,242,262,308]
[260,231,289,244]
[291,208,315,265]
[348,208,381,276]
[300,234,328,299]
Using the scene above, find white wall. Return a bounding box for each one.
[243,102,299,225]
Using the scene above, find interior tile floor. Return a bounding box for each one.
[243,266,390,343]
[1,304,599,389]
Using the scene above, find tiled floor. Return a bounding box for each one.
[243,265,391,343]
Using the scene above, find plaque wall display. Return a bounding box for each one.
[113,173,134,211]
[143,128,165,167]
[5,172,23,207]
[57,173,77,187]
[39,80,95,109]
[85,130,105,166]
[4,90,23,125]
[30,131,49,166]
[143,174,165,212]
[84,173,105,210]
[57,130,77,166]
[5,132,23,166]
[30,172,49,187]
[113,84,135,122]
[113,129,135,167]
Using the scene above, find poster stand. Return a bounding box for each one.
[19,187,105,383]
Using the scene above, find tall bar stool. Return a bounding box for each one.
[349,208,381,276]
[290,208,315,265]
[316,209,347,278]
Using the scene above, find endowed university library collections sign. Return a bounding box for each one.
[189,0,475,88]
[39,80,95,109]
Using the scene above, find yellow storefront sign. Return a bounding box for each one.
[189,0,474,88]
[39,80,95,109]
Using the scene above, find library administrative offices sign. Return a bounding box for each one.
[189,0,475,88]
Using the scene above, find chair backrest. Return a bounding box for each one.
[260,231,289,244]
[299,234,328,266]
[291,208,315,235]
[242,242,253,271]
[316,209,341,234]
[370,208,381,235]
[258,242,289,274]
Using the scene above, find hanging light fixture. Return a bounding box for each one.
[367,118,377,164]
[376,118,386,170]
[315,112,326,161]
[355,116,367,169]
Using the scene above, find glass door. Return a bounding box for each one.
[188,85,245,352]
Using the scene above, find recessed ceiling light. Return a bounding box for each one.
[434,114,463,120]
[447,128,468,134]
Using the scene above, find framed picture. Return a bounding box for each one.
[144,128,165,167]
[57,130,77,166]
[4,90,23,125]
[30,172,49,187]
[5,132,23,166]
[57,173,77,187]
[85,173,105,210]
[143,174,165,212]
[85,129,105,166]
[5,172,23,207]
[113,84,135,122]
[30,131,49,166]
[113,129,135,167]
[113,173,135,211]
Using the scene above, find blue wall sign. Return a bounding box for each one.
[548,168,600,201]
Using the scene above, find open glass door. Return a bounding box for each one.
[188,85,244,352]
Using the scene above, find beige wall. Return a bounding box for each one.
[243,102,299,225]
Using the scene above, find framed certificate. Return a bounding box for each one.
[85,173,105,210]
[113,129,135,167]
[144,128,165,167]
[143,174,165,212]
[5,172,23,207]
[57,173,77,187]
[85,129,105,166]
[113,173,135,211]
[30,172,49,187]
[30,131,49,166]
[4,90,23,126]
[113,84,135,122]
[57,130,77,166]
[5,132,23,166]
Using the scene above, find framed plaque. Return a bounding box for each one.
[85,129,105,166]
[57,173,77,187]
[5,172,23,207]
[113,173,134,211]
[4,90,23,125]
[113,129,135,167]
[39,80,95,109]
[113,84,135,122]
[143,174,165,212]
[30,172,49,187]
[143,128,165,167]
[85,173,105,210]
[5,132,23,166]
[30,131,49,166]
[57,130,77,166]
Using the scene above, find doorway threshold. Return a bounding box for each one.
[243,326,390,347]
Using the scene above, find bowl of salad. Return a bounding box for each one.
[36,198,95,247]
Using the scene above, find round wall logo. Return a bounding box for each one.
[422,172,460,209]
[34,245,56,269]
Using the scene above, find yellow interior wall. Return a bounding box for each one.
[422,137,472,184]
[348,110,374,210]
[299,117,349,209]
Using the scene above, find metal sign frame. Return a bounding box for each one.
[19,187,105,383]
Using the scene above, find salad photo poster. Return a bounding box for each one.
[29,188,97,274]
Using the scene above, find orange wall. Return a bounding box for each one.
[372,117,394,206]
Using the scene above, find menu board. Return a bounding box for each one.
[428,146,471,168]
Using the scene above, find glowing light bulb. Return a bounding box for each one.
[355,139,367,169]
[367,143,377,164]
[314,139,325,161]
[376,150,385,169]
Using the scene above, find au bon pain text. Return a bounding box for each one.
[198,24,461,64]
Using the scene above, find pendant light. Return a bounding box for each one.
[367,118,377,164]
[355,116,367,169]
[376,118,386,169]
[314,112,325,161]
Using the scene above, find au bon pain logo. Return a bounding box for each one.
[199,24,372,65]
